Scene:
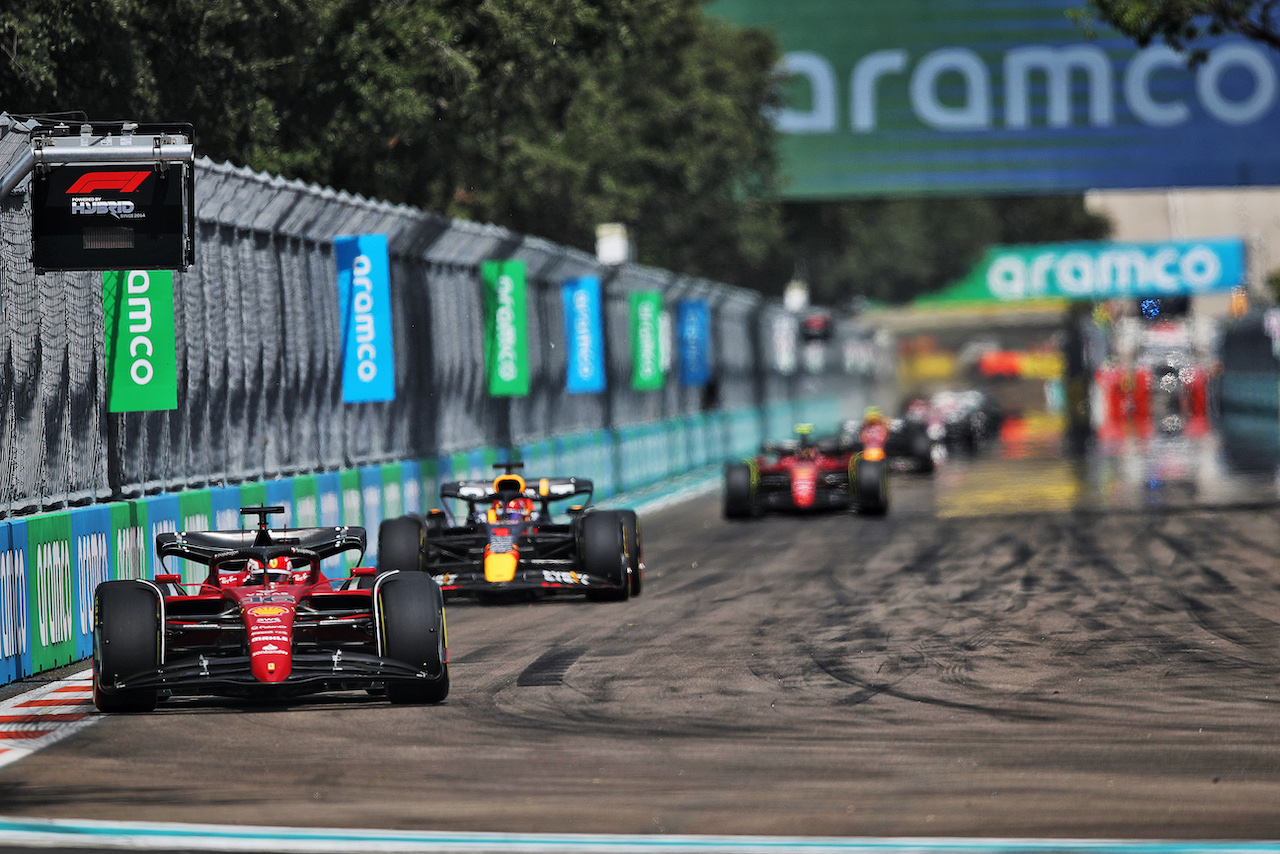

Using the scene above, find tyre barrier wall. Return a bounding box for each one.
[0,396,843,687]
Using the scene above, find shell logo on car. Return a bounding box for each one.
[247,605,290,617]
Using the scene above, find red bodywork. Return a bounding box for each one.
[753,442,854,511]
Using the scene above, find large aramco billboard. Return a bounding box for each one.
[707,0,1280,198]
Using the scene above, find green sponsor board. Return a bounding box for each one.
[110,501,148,581]
[707,0,1280,198]
[103,270,178,412]
[481,259,530,396]
[178,490,213,532]
[381,463,404,518]
[293,475,321,528]
[176,491,214,584]
[419,457,440,513]
[630,291,664,391]
[26,513,75,672]
[239,482,267,509]
[339,469,362,525]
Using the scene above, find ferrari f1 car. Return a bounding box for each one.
[92,506,449,712]
[724,423,888,518]
[378,463,642,602]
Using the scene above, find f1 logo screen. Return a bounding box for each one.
[65,171,150,194]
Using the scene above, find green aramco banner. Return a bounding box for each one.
[102,270,178,412]
[630,290,664,391]
[481,259,530,396]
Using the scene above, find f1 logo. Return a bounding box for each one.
[65,171,150,194]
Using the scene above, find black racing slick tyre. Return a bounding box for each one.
[581,511,630,602]
[378,516,424,573]
[723,463,755,519]
[377,571,449,704]
[93,581,161,713]
[615,509,643,597]
[911,429,935,474]
[854,458,890,516]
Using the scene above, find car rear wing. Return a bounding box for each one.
[440,477,593,506]
[156,525,367,566]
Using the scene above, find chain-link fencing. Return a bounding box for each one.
[0,115,880,518]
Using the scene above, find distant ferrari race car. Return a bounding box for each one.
[92,506,449,712]
[724,423,888,518]
[379,463,642,602]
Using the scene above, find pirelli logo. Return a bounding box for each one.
[64,171,150,194]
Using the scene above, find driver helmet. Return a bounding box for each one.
[503,498,530,522]
[863,406,885,425]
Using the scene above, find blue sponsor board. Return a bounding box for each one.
[70,506,113,661]
[210,485,245,531]
[359,466,385,562]
[400,460,423,518]
[336,234,396,403]
[678,299,712,388]
[142,494,181,582]
[265,479,295,526]
[0,521,31,684]
[562,275,607,394]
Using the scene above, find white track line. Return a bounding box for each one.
[0,668,98,770]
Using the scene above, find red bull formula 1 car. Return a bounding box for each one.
[724,423,888,518]
[378,463,642,603]
[92,506,449,712]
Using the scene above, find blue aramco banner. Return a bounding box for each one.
[336,234,396,403]
[707,0,1280,198]
[562,275,607,394]
[678,299,712,388]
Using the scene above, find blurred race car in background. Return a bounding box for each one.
[92,506,449,712]
[379,463,642,603]
[724,423,888,518]
[927,389,1004,452]
[841,401,939,474]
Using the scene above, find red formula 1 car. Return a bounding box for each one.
[92,506,449,712]
[379,463,642,603]
[723,423,889,518]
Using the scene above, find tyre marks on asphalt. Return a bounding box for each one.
[0,670,96,769]
[516,647,585,687]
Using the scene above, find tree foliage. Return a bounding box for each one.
[1,0,783,285]
[769,196,1111,307]
[1,0,1110,304]
[1078,0,1280,56]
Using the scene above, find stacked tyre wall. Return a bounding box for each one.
[0,117,881,685]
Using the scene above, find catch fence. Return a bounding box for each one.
[0,115,882,519]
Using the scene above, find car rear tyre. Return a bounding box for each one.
[723,463,755,519]
[378,516,424,573]
[378,572,449,704]
[616,509,643,597]
[854,457,890,516]
[93,581,161,713]
[911,430,935,474]
[581,511,630,602]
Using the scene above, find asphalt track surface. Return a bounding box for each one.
[3,430,1280,844]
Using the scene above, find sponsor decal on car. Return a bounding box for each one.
[247,605,290,617]
[542,570,590,586]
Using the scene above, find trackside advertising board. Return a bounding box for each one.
[630,291,664,391]
[707,0,1280,198]
[920,238,1247,304]
[677,299,712,388]
[336,234,396,403]
[481,259,530,396]
[562,275,607,394]
[103,270,178,412]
